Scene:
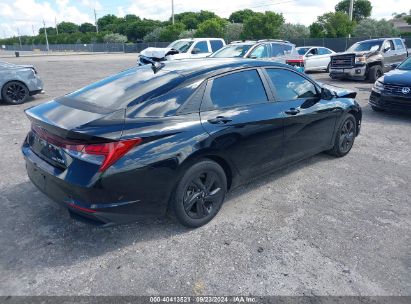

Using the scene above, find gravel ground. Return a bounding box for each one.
[0,54,410,296]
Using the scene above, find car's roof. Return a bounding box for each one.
[357,38,401,43]
[160,58,289,78]
[296,46,327,49]
[177,38,224,42]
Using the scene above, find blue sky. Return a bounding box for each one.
[0,0,409,38]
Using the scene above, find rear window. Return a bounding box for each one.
[57,65,183,113]
[210,40,224,52]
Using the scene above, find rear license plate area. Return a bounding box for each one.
[28,132,67,168]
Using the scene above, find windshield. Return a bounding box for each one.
[347,41,383,52]
[167,40,194,53]
[210,44,253,58]
[297,47,310,55]
[398,57,411,71]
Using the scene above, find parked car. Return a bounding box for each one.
[329,38,408,82]
[288,46,335,72]
[22,59,361,228]
[210,40,301,65]
[370,56,411,112]
[139,38,225,63]
[0,61,43,104]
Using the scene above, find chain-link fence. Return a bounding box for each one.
[1,37,410,54]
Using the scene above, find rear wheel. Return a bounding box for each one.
[367,65,383,83]
[326,63,330,73]
[1,81,29,105]
[327,114,357,157]
[172,160,227,228]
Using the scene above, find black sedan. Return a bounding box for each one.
[370,56,411,112]
[22,59,362,228]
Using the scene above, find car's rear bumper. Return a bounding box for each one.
[22,144,163,226]
[369,90,411,112]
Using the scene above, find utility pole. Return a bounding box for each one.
[43,19,49,52]
[17,28,22,49]
[171,0,175,25]
[94,8,99,33]
[348,0,354,38]
[55,17,59,35]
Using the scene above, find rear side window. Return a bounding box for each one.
[395,39,404,49]
[58,65,183,113]
[206,70,268,109]
[210,40,224,52]
[265,68,317,102]
[193,41,209,53]
[271,43,292,57]
[319,48,332,55]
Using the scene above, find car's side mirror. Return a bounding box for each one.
[191,48,200,54]
[390,63,398,69]
[321,87,334,100]
[306,53,314,57]
[384,46,391,53]
[250,55,258,59]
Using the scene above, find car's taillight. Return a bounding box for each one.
[82,139,142,172]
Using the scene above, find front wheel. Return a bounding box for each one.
[1,81,29,105]
[367,65,383,83]
[327,114,357,157]
[172,160,227,228]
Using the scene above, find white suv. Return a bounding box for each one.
[140,38,226,62]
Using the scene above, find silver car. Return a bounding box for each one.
[0,61,43,104]
[210,40,300,65]
[296,46,335,72]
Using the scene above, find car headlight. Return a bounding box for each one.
[373,80,384,92]
[355,55,366,64]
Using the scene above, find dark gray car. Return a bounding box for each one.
[0,61,43,104]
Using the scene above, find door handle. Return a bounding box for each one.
[285,108,300,115]
[207,116,232,124]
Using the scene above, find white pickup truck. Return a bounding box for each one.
[140,38,226,62]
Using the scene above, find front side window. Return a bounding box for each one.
[383,40,395,51]
[207,70,268,109]
[193,41,209,53]
[265,68,317,102]
[249,44,270,58]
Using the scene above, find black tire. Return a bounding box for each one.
[371,105,384,112]
[1,81,29,105]
[172,160,227,228]
[326,62,330,73]
[327,114,357,157]
[367,65,383,83]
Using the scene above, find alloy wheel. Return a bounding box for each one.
[183,171,223,219]
[5,83,27,102]
[339,119,355,154]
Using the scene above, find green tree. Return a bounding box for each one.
[143,27,163,42]
[279,23,309,39]
[125,19,162,42]
[311,12,355,38]
[335,0,372,22]
[57,22,79,34]
[241,11,284,40]
[103,33,127,43]
[228,9,256,23]
[224,23,244,42]
[159,23,186,41]
[405,16,411,25]
[195,18,227,38]
[178,29,197,39]
[353,18,399,37]
[38,27,57,35]
[97,14,120,32]
[79,22,96,33]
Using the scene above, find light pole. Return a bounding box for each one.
[43,19,49,52]
[172,0,175,25]
[348,0,354,38]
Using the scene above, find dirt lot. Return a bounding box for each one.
[0,54,410,296]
